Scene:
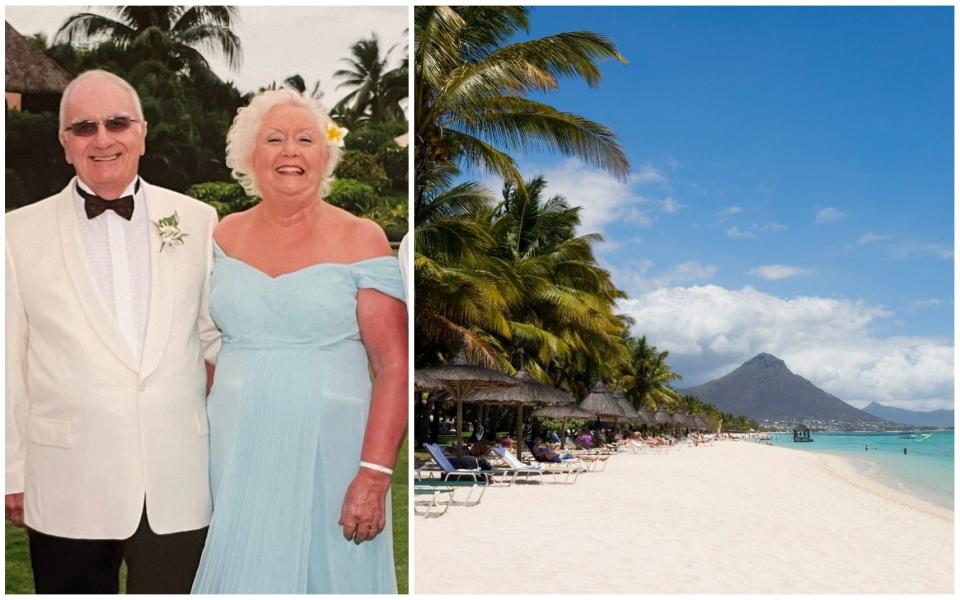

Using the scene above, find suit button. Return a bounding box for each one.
[138,385,146,393]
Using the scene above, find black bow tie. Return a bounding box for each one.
[78,179,140,221]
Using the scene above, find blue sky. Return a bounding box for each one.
[473,7,954,410]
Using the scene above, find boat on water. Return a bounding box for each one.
[897,432,934,441]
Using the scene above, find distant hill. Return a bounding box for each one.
[862,402,954,428]
[678,353,889,427]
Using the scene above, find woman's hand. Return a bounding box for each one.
[338,469,392,544]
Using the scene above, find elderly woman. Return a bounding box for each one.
[191,90,407,593]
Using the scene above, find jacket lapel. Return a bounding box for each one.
[56,178,139,372]
[138,182,176,382]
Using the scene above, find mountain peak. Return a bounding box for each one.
[744,353,787,369]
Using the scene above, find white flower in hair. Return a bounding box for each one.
[326,123,349,148]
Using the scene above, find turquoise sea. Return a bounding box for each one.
[767,431,954,510]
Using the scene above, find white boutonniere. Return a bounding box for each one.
[326,123,349,148]
[153,212,187,252]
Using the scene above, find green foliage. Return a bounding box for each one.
[337,150,391,194]
[377,142,408,194]
[5,109,74,210]
[364,195,408,242]
[536,417,589,434]
[186,181,258,218]
[327,180,407,242]
[345,122,405,155]
[390,436,408,593]
[327,178,378,214]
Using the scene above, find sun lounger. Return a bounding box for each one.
[489,446,549,485]
[414,478,486,508]
[422,443,492,483]
[414,486,455,518]
[523,441,584,484]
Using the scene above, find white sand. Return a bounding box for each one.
[413,442,954,594]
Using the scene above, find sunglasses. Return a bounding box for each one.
[64,115,141,137]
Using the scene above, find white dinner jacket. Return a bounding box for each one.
[5,178,221,539]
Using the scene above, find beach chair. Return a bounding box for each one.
[422,443,489,482]
[419,444,491,506]
[490,446,548,485]
[523,441,584,484]
[413,485,455,518]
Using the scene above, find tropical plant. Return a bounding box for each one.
[55,5,242,76]
[413,5,629,204]
[621,335,682,410]
[334,34,407,124]
[487,177,629,392]
[414,164,513,367]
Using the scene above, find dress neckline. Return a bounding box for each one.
[212,238,396,281]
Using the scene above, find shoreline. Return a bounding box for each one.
[811,449,953,520]
[415,441,954,594]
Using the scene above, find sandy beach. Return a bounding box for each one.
[414,441,953,594]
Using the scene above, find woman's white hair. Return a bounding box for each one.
[225,89,342,198]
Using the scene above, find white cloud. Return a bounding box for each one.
[716,206,743,219]
[610,260,716,295]
[528,159,684,236]
[909,298,946,311]
[726,226,757,239]
[856,232,888,246]
[527,159,648,235]
[633,162,668,185]
[757,222,787,231]
[815,207,845,224]
[618,285,954,411]
[886,241,953,260]
[660,197,682,214]
[748,265,817,280]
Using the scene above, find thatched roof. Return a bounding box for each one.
[6,22,72,94]
[466,369,574,406]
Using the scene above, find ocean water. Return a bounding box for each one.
[767,431,954,510]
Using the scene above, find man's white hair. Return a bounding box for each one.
[225,89,342,198]
[59,70,144,130]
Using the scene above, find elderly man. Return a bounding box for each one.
[5,70,220,593]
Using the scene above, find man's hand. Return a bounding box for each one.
[338,469,391,545]
[6,493,24,527]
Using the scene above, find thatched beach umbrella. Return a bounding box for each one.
[415,371,440,392]
[636,406,656,426]
[530,404,595,442]
[415,346,518,456]
[467,369,574,406]
[466,368,575,454]
[612,387,639,423]
[671,412,690,431]
[531,404,595,420]
[580,381,624,421]
[653,409,673,426]
[694,415,708,430]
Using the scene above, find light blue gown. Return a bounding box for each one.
[191,241,403,594]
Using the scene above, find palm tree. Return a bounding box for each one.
[488,177,628,389]
[414,163,514,368]
[55,6,242,76]
[334,34,407,124]
[621,336,682,410]
[414,5,630,204]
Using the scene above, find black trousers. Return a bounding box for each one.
[27,505,207,594]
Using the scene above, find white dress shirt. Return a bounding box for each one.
[72,177,151,360]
